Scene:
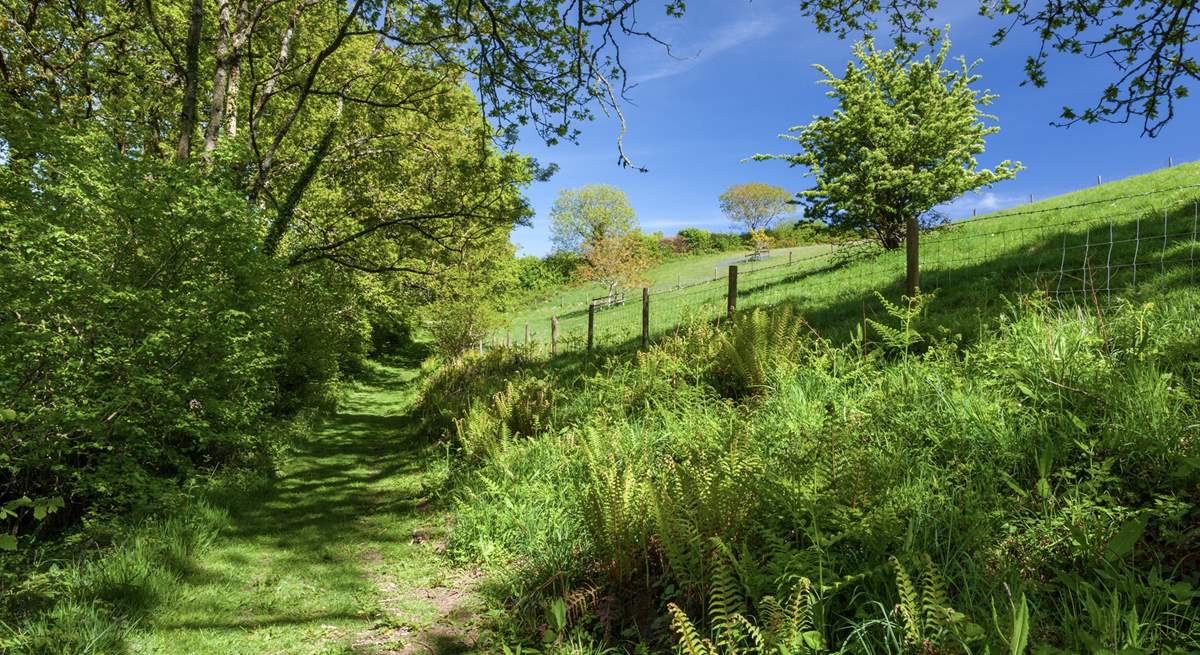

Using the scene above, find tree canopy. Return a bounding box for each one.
[719,183,794,232]
[549,184,639,253]
[755,35,1021,250]
[719,183,794,257]
[793,0,1199,137]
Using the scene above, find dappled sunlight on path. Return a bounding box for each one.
[131,362,484,654]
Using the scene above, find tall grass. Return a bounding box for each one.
[1,492,232,654]
[425,281,1200,653]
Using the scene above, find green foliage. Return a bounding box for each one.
[1,496,229,653]
[755,34,1021,249]
[793,0,1198,137]
[890,555,984,651]
[719,183,795,257]
[713,307,809,397]
[436,290,1200,653]
[676,228,746,254]
[550,185,639,254]
[866,290,935,356]
[668,577,826,655]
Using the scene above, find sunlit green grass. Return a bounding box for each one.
[500,244,833,343]
[506,162,1200,352]
[6,359,482,655]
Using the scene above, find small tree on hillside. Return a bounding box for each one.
[718,183,794,259]
[551,184,650,301]
[550,185,638,253]
[580,234,652,301]
[755,34,1021,250]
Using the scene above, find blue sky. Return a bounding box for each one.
[509,0,1200,257]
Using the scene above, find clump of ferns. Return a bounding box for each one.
[865,290,936,359]
[651,440,765,606]
[713,306,814,399]
[889,554,985,654]
[453,374,554,461]
[577,445,655,588]
[668,558,828,655]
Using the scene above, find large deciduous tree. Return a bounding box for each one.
[550,184,638,253]
[718,183,794,258]
[755,35,1021,250]
[793,0,1199,137]
[549,185,648,300]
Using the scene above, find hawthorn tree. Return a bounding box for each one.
[794,0,1199,137]
[718,183,794,258]
[755,35,1021,250]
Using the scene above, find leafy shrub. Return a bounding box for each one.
[712,306,809,397]
[436,293,1200,653]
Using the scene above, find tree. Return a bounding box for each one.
[580,233,653,302]
[754,35,1021,250]
[718,183,794,258]
[793,0,1199,137]
[550,185,638,253]
[0,0,686,278]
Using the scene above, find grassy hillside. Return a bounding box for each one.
[419,163,1200,653]
[503,162,1200,352]
[500,244,835,343]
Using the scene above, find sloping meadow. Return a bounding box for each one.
[420,288,1200,653]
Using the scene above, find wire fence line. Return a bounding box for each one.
[489,185,1200,356]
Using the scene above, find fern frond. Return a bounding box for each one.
[890,556,922,645]
[669,602,716,655]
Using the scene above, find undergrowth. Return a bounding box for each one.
[421,286,1200,653]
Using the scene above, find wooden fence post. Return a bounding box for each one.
[524,323,529,345]
[550,316,558,355]
[905,215,920,297]
[504,331,511,348]
[727,265,738,320]
[587,303,595,352]
[641,287,649,349]
[788,250,793,265]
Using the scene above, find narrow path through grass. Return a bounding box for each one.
[131,362,482,654]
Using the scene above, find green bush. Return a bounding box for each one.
[0,133,369,552]
[436,293,1200,652]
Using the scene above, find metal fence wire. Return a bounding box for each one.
[491,185,1200,355]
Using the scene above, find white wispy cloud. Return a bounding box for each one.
[940,191,1024,218]
[632,13,779,84]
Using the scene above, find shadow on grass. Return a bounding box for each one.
[141,360,471,651]
[494,203,1200,380]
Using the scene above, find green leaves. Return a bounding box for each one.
[755,33,1021,250]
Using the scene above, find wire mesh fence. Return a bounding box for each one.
[491,184,1200,356]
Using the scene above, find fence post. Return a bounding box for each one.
[505,331,511,348]
[641,287,649,349]
[550,316,558,356]
[727,265,738,320]
[587,302,595,352]
[788,250,793,265]
[524,323,529,345]
[905,215,920,297]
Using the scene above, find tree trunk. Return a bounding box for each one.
[262,109,340,257]
[175,0,204,162]
[225,55,240,137]
[202,0,234,155]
